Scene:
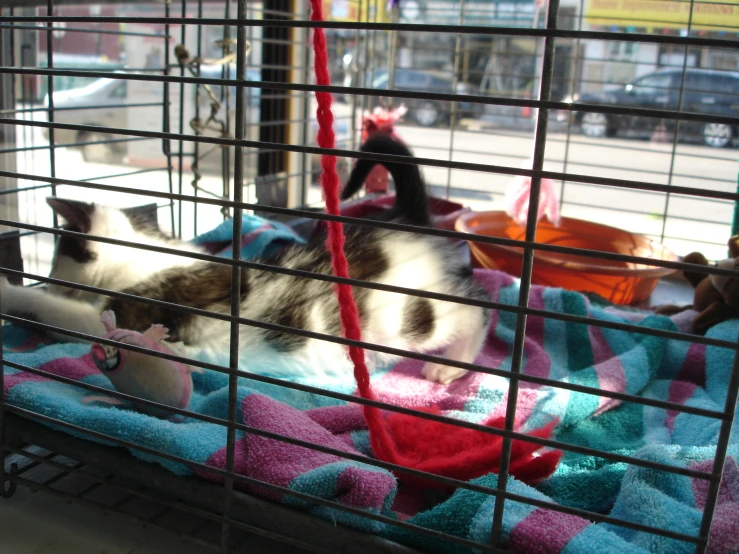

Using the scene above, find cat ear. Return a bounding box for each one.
[46,197,95,233]
[122,204,160,229]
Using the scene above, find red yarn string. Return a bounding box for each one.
[308,1,562,485]
[308,0,398,463]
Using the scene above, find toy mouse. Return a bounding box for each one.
[655,236,739,335]
[82,311,203,419]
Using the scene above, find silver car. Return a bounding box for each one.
[44,76,130,163]
[45,73,352,181]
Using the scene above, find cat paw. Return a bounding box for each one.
[421,362,468,385]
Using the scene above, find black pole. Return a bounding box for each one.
[256,0,292,210]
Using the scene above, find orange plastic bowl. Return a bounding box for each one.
[455,211,678,305]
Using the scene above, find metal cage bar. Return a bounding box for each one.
[1,112,738,205]
[1,177,738,285]
[491,0,561,542]
[220,0,248,548]
[1,2,738,553]
[3,67,739,128]
[0,399,711,548]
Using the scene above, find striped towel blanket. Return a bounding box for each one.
[3,215,738,553]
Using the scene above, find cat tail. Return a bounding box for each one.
[341,133,430,226]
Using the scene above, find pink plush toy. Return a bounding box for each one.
[504,158,561,227]
[83,311,202,419]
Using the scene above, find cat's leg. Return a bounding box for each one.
[420,285,491,385]
[421,310,488,384]
[0,277,105,342]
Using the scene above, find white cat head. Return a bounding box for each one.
[46,197,181,303]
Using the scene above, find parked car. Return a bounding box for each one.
[559,69,739,148]
[24,53,124,103]
[364,68,484,127]
[43,75,130,162]
[44,69,351,181]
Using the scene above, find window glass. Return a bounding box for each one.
[109,81,127,99]
[430,76,452,89]
[395,71,429,88]
[81,78,115,95]
[371,73,388,89]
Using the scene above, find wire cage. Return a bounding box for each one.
[1,0,739,553]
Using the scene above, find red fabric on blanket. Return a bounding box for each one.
[383,407,562,489]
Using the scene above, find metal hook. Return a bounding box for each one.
[185,38,251,68]
[1,462,18,499]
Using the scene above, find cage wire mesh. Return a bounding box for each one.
[0,0,739,552]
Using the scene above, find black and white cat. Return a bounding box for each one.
[0,134,491,384]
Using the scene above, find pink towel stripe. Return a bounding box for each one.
[488,388,539,427]
[521,287,551,388]
[4,371,49,395]
[678,342,706,386]
[593,357,627,415]
[509,508,590,554]
[373,358,486,411]
[588,324,614,366]
[39,355,100,382]
[666,381,698,432]
[5,355,98,395]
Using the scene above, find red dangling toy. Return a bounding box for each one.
[308,0,561,489]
